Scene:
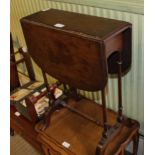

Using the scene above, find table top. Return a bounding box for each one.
[21,8,131,40]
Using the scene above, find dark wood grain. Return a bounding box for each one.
[10,34,20,90]
[21,8,131,91]
[20,9,138,155]
[107,28,132,74]
[21,21,107,91]
[21,9,129,38]
[19,48,35,81]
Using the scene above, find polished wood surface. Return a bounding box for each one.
[21,9,131,91]
[21,9,129,38]
[21,21,108,91]
[20,9,139,155]
[36,98,139,155]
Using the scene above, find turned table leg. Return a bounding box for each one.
[133,131,139,155]
[121,149,125,155]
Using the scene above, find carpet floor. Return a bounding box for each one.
[10,134,41,155]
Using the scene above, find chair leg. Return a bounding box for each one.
[133,131,139,155]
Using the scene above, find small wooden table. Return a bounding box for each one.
[21,8,139,155]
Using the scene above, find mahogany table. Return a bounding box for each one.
[20,8,139,155]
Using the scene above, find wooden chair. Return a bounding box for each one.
[20,9,140,155]
[10,34,35,90]
[10,33,38,121]
[10,34,43,152]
